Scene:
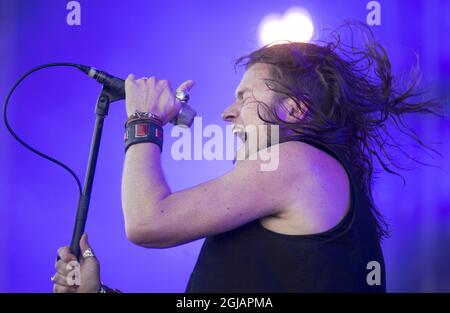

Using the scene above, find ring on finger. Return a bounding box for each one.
[82,248,95,258]
[175,90,190,103]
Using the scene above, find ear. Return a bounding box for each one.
[275,97,307,123]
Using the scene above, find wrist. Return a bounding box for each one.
[124,119,164,153]
[126,110,163,126]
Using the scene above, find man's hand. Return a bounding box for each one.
[52,234,101,293]
[124,75,195,125]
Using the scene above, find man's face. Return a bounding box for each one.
[222,63,280,157]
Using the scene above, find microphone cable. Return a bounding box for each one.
[2,63,84,196]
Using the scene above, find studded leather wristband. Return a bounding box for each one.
[124,119,163,153]
[126,110,163,126]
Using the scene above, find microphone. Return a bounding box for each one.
[76,64,196,127]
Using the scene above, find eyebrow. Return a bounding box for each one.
[234,87,251,99]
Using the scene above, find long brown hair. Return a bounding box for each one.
[235,22,444,240]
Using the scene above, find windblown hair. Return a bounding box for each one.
[235,22,443,240]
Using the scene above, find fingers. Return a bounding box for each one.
[57,246,77,263]
[139,77,169,91]
[127,74,193,92]
[51,268,79,293]
[137,76,156,88]
[53,282,78,293]
[124,74,194,123]
[158,79,174,97]
[126,74,157,85]
[55,245,79,276]
[176,80,195,93]
[55,258,79,275]
[53,256,81,293]
[79,233,91,254]
[79,233,98,263]
[127,75,163,96]
[125,73,135,86]
[51,272,78,288]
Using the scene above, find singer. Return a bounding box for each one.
[52,25,441,293]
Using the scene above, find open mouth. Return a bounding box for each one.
[231,125,243,133]
[232,125,247,141]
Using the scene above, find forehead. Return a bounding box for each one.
[234,63,272,96]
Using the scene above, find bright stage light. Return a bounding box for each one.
[258,7,314,46]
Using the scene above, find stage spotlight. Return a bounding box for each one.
[258,7,314,46]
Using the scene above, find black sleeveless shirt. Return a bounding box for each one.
[186,138,386,292]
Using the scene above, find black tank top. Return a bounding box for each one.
[185,138,386,292]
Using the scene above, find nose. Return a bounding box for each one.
[221,102,240,122]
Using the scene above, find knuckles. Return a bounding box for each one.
[53,283,76,293]
[158,79,169,87]
[55,260,68,274]
[57,246,76,263]
[125,76,172,90]
[55,259,79,274]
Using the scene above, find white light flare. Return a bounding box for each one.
[258,7,314,47]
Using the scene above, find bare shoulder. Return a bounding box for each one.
[277,140,347,176]
[258,140,352,235]
[234,140,318,177]
[230,140,333,209]
[231,140,340,200]
[270,140,349,196]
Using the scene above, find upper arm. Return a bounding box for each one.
[129,141,312,248]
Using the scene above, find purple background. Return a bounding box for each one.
[1,0,449,292]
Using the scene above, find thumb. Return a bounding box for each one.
[79,233,92,254]
[176,79,195,93]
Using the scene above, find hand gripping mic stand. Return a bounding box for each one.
[69,85,122,258]
[3,63,196,260]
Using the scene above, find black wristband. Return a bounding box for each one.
[125,119,163,153]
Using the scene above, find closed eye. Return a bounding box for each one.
[235,87,252,100]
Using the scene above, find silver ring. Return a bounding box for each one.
[175,90,190,103]
[51,275,55,282]
[82,248,95,258]
[141,76,149,80]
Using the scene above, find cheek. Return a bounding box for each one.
[241,103,266,124]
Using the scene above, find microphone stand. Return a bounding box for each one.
[69,85,122,258]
